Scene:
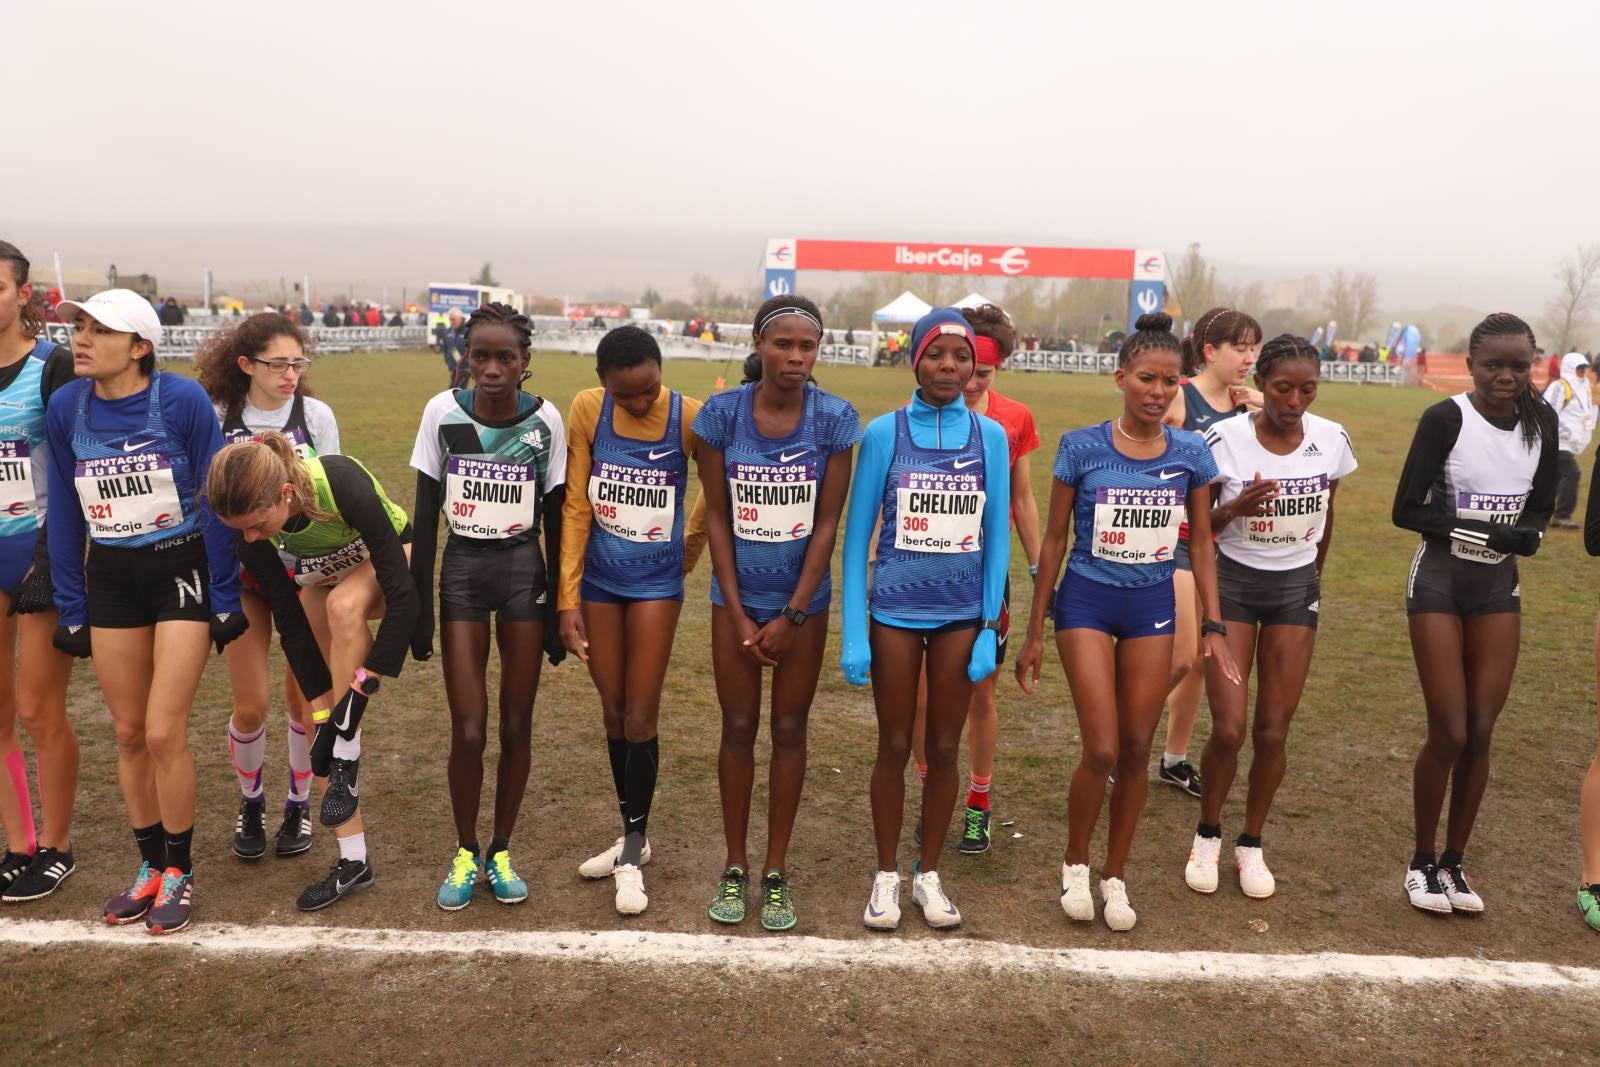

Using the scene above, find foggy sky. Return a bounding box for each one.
[8,0,1596,312]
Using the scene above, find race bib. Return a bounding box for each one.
[445,456,536,539]
[1091,486,1183,564]
[1241,474,1330,547]
[1453,491,1525,563]
[730,459,817,543]
[894,469,984,554]
[589,460,676,544]
[0,441,37,525]
[293,539,371,587]
[74,452,183,540]
[226,426,312,458]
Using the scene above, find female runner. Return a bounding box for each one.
[47,290,248,933]
[1183,334,1356,898]
[0,242,77,903]
[206,433,417,912]
[695,294,858,931]
[197,313,340,861]
[1156,307,1261,797]
[1393,312,1555,915]
[841,308,1009,932]
[410,303,567,910]
[559,325,706,915]
[1016,312,1239,932]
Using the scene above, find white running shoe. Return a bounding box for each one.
[1235,845,1276,899]
[1403,864,1452,914]
[1185,834,1221,894]
[863,869,901,930]
[1437,863,1484,913]
[579,835,652,879]
[613,863,648,914]
[1061,862,1094,921]
[911,868,962,929]
[1100,877,1137,931]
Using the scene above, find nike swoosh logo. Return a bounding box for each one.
[778,449,809,462]
[335,876,361,892]
[1154,619,1173,629]
[867,903,886,917]
[122,440,155,452]
[333,706,352,732]
[952,458,979,469]
[1157,470,1183,480]
[647,448,675,460]
[628,815,645,824]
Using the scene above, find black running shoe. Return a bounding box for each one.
[958,807,992,855]
[275,803,313,857]
[0,850,31,890]
[233,797,267,860]
[320,756,360,828]
[2,847,75,902]
[297,857,373,912]
[1157,759,1202,799]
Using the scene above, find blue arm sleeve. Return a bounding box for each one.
[175,384,241,615]
[839,414,893,686]
[45,388,88,627]
[969,418,1012,682]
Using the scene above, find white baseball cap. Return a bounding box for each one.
[54,289,163,349]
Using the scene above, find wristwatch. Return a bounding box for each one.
[353,667,381,695]
[982,618,1003,633]
[781,605,808,627]
[1201,619,1229,638]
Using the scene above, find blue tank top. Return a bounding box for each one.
[0,341,54,539]
[1180,380,1245,431]
[69,371,202,547]
[583,391,688,599]
[872,408,986,624]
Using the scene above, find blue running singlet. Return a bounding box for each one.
[583,390,689,600]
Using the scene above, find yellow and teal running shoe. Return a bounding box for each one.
[708,865,748,924]
[485,850,527,905]
[436,847,481,911]
[759,870,797,932]
[1580,884,1600,933]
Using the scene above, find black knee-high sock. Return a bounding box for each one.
[134,823,165,870]
[607,736,629,823]
[619,737,658,866]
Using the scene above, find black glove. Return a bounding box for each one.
[52,623,90,658]
[8,568,53,616]
[542,602,566,667]
[309,686,372,776]
[210,610,249,654]
[411,612,435,662]
[1483,523,1542,557]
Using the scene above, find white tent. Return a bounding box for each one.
[873,291,932,324]
[952,291,996,310]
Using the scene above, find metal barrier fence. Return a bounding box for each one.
[37,323,430,358]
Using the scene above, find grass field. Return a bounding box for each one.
[4,349,1600,1063]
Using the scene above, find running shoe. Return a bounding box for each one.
[1184,834,1221,894]
[1235,845,1276,899]
[1437,863,1483,913]
[2,847,75,902]
[759,871,797,932]
[275,803,313,857]
[578,835,652,879]
[958,807,992,855]
[105,861,162,924]
[863,868,900,931]
[233,797,267,860]
[1579,885,1600,933]
[145,868,193,935]
[297,857,374,912]
[485,850,527,905]
[1403,863,1452,914]
[1157,759,1202,799]
[1061,862,1094,922]
[0,850,33,890]
[614,863,647,915]
[436,847,481,911]
[707,865,748,925]
[1100,877,1137,931]
[319,756,360,828]
[911,863,961,930]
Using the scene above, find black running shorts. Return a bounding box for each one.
[86,535,212,628]
[1217,552,1321,630]
[1405,540,1521,618]
[439,541,547,623]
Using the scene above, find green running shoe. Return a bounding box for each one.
[759,870,797,932]
[485,849,527,905]
[1580,884,1600,933]
[436,847,481,911]
[707,865,748,924]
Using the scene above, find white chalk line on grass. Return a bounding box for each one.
[1,918,1597,990]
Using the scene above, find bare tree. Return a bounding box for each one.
[1324,270,1380,342]
[1544,244,1600,353]
[1171,242,1216,319]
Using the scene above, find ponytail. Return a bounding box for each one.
[206,432,334,524]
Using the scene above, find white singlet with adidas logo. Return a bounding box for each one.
[1205,411,1358,570]
[1442,392,1540,564]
